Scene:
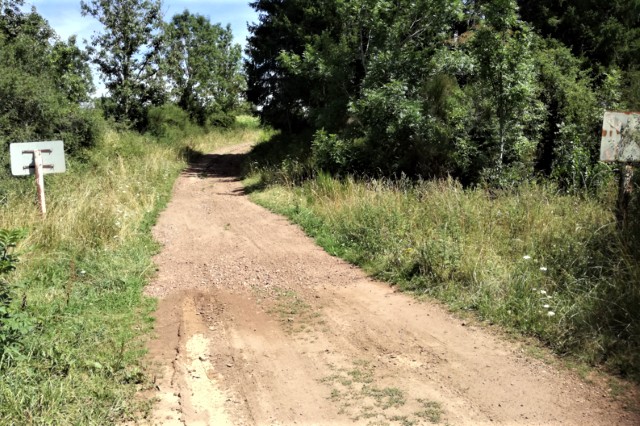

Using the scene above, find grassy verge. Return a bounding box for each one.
[0,117,261,424]
[246,138,640,382]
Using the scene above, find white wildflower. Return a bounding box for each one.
[547,311,556,317]
[540,290,547,295]
[539,267,548,272]
[523,255,532,260]
[79,270,86,275]
[543,304,550,309]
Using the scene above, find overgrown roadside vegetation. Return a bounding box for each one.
[243,0,640,385]
[246,141,640,383]
[0,117,261,424]
[0,1,256,422]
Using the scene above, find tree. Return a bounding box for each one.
[0,4,95,103]
[81,0,164,125]
[0,3,101,179]
[469,0,540,179]
[164,11,244,126]
[245,0,611,190]
[0,0,29,40]
[518,0,640,71]
[246,0,340,131]
[518,0,640,109]
[531,39,601,190]
[50,36,95,104]
[247,0,471,177]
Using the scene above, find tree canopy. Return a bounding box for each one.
[81,0,165,125]
[518,0,640,71]
[79,1,245,129]
[165,11,244,126]
[0,1,101,179]
[246,0,632,189]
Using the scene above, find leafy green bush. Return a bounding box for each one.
[207,111,236,129]
[0,228,32,358]
[311,130,353,174]
[146,103,199,141]
[245,0,631,192]
[0,7,104,180]
[0,67,104,172]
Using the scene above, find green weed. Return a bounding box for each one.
[415,399,442,423]
[268,288,322,334]
[321,360,443,424]
[249,168,640,381]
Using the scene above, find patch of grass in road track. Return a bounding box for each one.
[269,287,322,334]
[322,360,443,425]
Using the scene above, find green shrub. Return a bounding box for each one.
[207,111,236,129]
[0,67,105,180]
[0,228,32,358]
[311,130,353,174]
[146,103,196,141]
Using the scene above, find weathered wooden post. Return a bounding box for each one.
[33,149,47,215]
[600,111,640,227]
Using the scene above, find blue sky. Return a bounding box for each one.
[27,1,259,48]
[26,1,259,95]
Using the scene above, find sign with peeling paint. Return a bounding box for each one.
[600,111,640,162]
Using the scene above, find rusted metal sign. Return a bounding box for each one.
[600,111,640,162]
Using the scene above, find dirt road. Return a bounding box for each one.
[143,142,638,425]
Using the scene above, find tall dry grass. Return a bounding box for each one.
[0,117,263,424]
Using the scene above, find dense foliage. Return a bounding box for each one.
[518,0,640,71]
[0,0,245,178]
[164,11,245,127]
[78,0,246,129]
[0,228,28,349]
[246,0,640,380]
[0,0,102,179]
[246,0,635,188]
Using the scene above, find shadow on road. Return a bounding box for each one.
[183,151,246,180]
[181,146,267,196]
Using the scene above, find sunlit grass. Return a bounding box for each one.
[0,121,263,424]
[249,169,640,380]
[182,115,262,154]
